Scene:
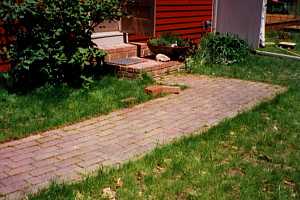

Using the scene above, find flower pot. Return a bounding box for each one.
[147,42,189,59]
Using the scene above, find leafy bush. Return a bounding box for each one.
[149,33,190,47]
[194,33,250,66]
[0,0,121,91]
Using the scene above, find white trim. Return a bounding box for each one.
[213,0,219,32]
[92,31,123,39]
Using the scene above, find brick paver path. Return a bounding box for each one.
[0,75,284,200]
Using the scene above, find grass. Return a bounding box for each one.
[0,75,153,143]
[30,54,300,200]
[260,31,300,56]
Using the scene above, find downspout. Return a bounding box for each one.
[259,0,267,47]
[153,0,156,37]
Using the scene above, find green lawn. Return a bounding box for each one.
[30,55,300,200]
[0,76,153,143]
[260,32,300,56]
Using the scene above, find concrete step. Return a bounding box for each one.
[92,31,125,47]
[106,57,184,78]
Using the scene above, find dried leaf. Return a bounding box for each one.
[102,187,116,200]
[75,191,84,200]
[154,164,165,174]
[116,178,123,188]
[138,191,143,197]
[228,168,245,177]
[219,158,230,165]
[136,171,146,181]
[231,145,239,150]
[258,154,272,162]
[284,179,296,189]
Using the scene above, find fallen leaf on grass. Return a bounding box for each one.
[241,152,258,166]
[219,158,230,165]
[284,179,296,189]
[220,141,230,148]
[102,187,116,200]
[200,171,207,175]
[116,178,123,188]
[228,168,245,177]
[231,145,239,150]
[154,164,166,174]
[136,171,146,182]
[257,154,272,162]
[261,113,271,121]
[138,191,143,197]
[163,158,172,165]
[75,191,92,200]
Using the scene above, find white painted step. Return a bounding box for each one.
[92,31,126,47]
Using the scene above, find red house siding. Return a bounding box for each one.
[129,0,213,42]
[0,1,23,72]
[0,24,12,73]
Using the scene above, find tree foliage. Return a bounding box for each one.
[0,0,121,91]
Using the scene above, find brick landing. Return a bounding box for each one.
[108,57,184,78]
[0,75,285,200]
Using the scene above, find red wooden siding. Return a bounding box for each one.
[129,0,213,43]
[0,0,23,72]
[0,24,12,73]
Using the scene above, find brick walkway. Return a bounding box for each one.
[0,75,284,200]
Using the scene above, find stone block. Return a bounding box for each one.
[144,85,181,96]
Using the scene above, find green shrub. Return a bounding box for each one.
[195,33,250,66]
[149,33,190,47]
[0,0,121,91]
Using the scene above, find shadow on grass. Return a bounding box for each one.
[0,68,154,143]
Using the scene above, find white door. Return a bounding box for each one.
[214,0,264,48]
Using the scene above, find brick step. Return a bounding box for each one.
[95,42,152,62]
[98,43,138,62]
[130,42,152,58]
[107,57,184,78]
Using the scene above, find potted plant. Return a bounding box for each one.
[147,33,191,60]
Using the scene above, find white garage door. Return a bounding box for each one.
[214,0,264,48]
